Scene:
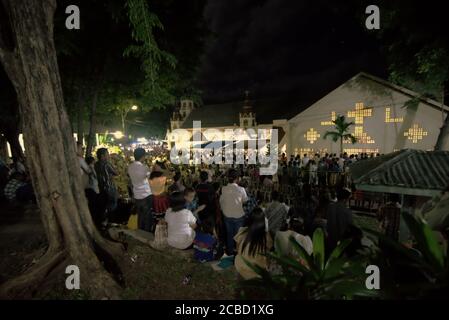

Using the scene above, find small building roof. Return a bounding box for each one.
[350,149,449,196]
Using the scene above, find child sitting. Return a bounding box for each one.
[193,220,217,262]
[165,192,197,250]
[184,187,205,221]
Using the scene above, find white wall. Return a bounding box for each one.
[288,74,448,155]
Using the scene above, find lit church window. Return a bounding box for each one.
[321,112,336,126]
[344,126,375,144]
[347,102,372,124]
[299,148,314,154]
[344,148,379,154]
[404,124,428,143]
[304,128,320,144]
[385,107,403,123]
[354,126,375,144]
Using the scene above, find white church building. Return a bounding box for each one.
[287,72,449,155]
[165,72,449,157]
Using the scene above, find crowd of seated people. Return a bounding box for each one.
[72,145,380,281]
[1,157,35,206]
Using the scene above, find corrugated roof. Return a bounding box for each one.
[350,149,449,195]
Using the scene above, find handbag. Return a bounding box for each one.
[151,222,168,250]
[127,213,138,230]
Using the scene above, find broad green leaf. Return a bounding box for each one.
[288,235,316,271]
[362,227,435,273]
[402,213,445,270]
[323,258,347,280]
[320,279,381,299]
[267,252,312,275]
[326,238,352,269]
[313,228,325,271]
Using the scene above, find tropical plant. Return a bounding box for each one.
[323,115,357,154]
[241,228,378,300]
[363,212,449,299]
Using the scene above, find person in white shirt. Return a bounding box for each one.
[219,169,248,255]
[128,148,153,232]
[165,191,197,249]
[302,154,310,167]
[338,157,345,171]
[76,142,91,190]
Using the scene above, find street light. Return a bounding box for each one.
[131,105,138,111]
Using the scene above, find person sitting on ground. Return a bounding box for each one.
[0,159,10,202]
[193,219,218,262]
[165,191,197,250]
[288,184,318,236]
[168,171,185,194]
[275,219,313,259]
[234,207,273,280]
[10,156,27,176]
[262,175,273,188]
[3,172,26,202]
[240,180,257,218]
[184,187,206,221]
[264,191,289,238]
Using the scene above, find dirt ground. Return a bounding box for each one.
[0,203,378,300]
[0,204,238,299]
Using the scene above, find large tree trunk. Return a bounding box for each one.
[340,137,343,155]
[0,0,124,299]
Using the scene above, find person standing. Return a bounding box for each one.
[325,188,353,251]
[220,169,248,255]
[128,148,153,232]
[76,142,90,191]
[302,153,310,168]
[195,171,216,225]
[95,148,118,225]
[85,155,101,227]
[377,193,401,241]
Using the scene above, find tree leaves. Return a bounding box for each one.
[125,0,177,106]
[323,115,357,149]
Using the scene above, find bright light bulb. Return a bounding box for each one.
[113,131,124,139]
[131,105,138,111]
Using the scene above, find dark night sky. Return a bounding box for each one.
[197,0,387,104]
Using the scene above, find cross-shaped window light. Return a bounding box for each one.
[404,124,428,143]
[347,102,372,124]
[321,111,336,126]
[304,128,320,144]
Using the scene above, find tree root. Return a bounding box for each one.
[0,249,67,299]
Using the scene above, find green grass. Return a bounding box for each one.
[120,239,237,299]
